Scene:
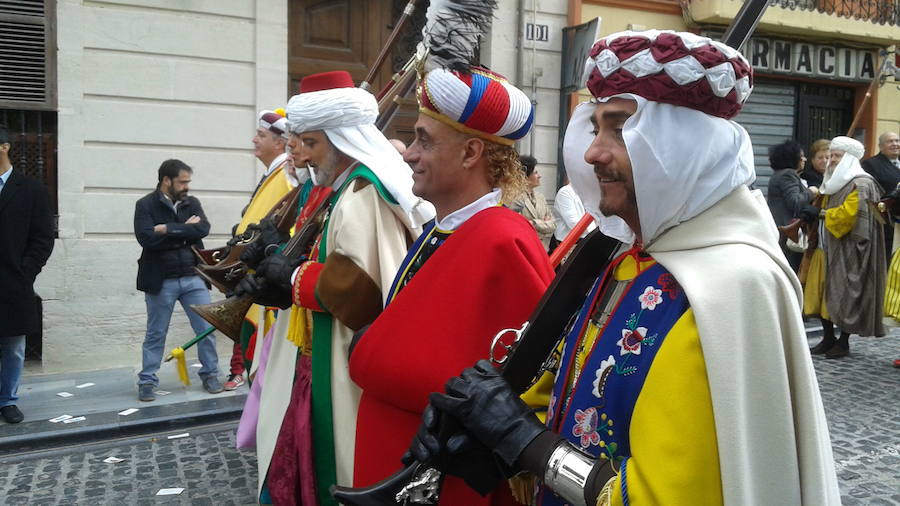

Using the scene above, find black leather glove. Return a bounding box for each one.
[232,272,292,309]
[240,218,289,268]
[256,253,300,294]
[404,404,509,496]
[429,360,548,469]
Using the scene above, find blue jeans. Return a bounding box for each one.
[0,334,26,408]
[138,275,219,386]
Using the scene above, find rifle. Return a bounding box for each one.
[194,185,301,294]
[190,187,334,342]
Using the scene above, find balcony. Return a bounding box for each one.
[777,0,898,25]
[688,0,899,45]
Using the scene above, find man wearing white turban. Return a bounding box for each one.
[407,30,840,506]
[237,70,434,505]
[805,136,886,358]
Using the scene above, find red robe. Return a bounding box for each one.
[349,206,554,505]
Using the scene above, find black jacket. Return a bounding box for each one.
[0,168,54,338]
[862,153,900,194]
[134,190,210,294]
[862,153,900,259]
[767,168,816,227]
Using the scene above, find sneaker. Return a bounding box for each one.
[224,374,245,391]
[202,376,224,394]
[138,384,156,402]
[1,405,24,424]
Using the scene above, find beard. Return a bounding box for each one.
[314,147,347,187]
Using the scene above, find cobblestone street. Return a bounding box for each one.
[0,422,257,505]
[0,333,898,505]
[810,330,900,505]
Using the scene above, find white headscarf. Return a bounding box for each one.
[563,93,756,245]
[820,136,867,195]
[286,88,435,228]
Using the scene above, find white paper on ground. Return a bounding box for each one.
[56,392,73,398]
[49,414,73,423]
[190,363,202,368]
[167,432,190,439]
[63,416,86,423]
[75,382,95,389]
[155,390,171,396]
[155,488,185,496]
[103,457,124,464]
[118,408,139,416]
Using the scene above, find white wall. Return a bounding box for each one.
[35,0,288,373]
[484,0,569,201]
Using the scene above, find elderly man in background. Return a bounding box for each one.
[862,132,900,260]
[805,136,885,359]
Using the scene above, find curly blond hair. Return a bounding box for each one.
[484,141,528,204]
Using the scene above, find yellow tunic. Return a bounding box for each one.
[532,255,723,505]
[237,164,293,337]
[802,191,858,319]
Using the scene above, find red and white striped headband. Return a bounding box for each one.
[418,67,534,146]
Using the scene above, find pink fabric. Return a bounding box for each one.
[235,323,276,449]
[267,355,317,505]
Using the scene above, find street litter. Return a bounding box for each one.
[63,416,86,423]
[49,414,73,423]
[167,432,190,439]
[56,392,73,398]
[75,382,95,389]
[103,457,124,464]
[118,408,139,416]
[155,390,171,396]
[156,488,185,496]
[191,363,202,368]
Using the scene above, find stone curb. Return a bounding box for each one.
[0,394,247,456]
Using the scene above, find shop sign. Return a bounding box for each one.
[743,37,876,82]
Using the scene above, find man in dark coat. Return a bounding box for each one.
[0,125,54,424]
[134,159,222,402]
[862,132,900,260]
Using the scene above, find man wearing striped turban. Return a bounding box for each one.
[348,67,555,505]
[407,30,840,506]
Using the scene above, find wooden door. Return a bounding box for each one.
[288,0,419,143]
[288,0,392,92]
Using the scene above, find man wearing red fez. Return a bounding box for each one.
[347,66,554,505]
[237,70,434,505]
[407,30,840,506]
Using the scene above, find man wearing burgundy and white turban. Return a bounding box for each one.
[407,30,840,506]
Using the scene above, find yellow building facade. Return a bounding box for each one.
[569,0,899,191]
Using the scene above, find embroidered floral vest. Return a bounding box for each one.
[540,254,689,506]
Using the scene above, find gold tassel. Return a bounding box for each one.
[508,473,536,505]
[171,347,190,386]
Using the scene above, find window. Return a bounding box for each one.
[0,0,56,110]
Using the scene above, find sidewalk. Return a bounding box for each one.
[1,359,247,454]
